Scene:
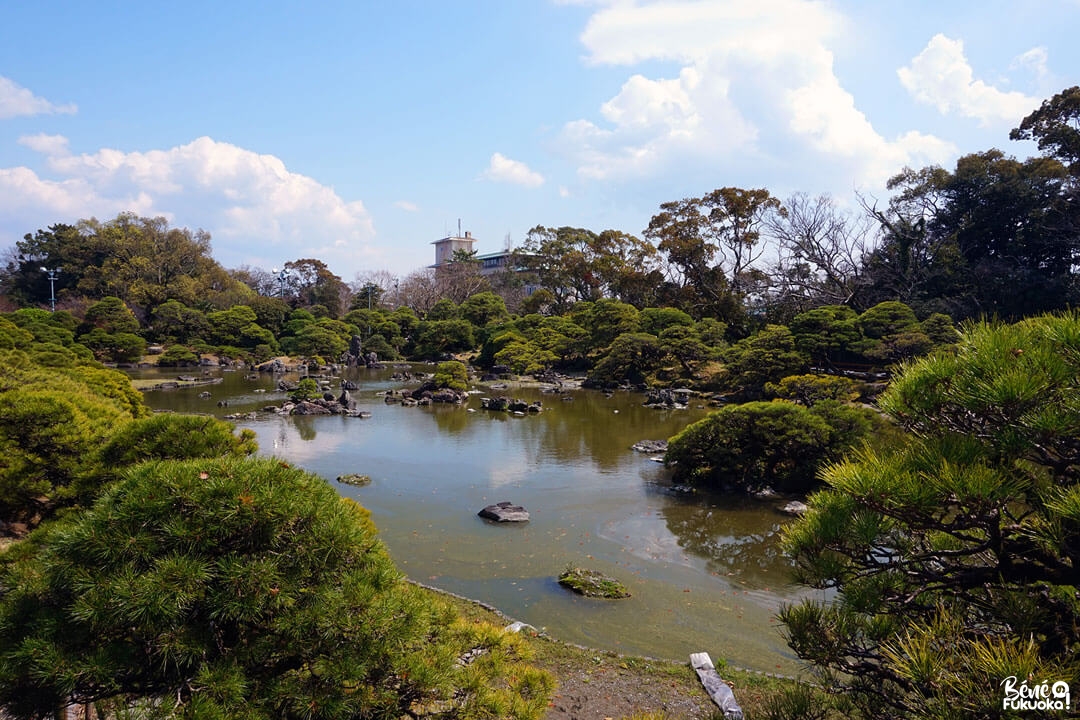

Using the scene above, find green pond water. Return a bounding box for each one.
[131,364,818,674]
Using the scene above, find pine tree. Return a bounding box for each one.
[0,456,552,719]
[780,313,1080,718]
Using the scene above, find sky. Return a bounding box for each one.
[1,1,1077,283]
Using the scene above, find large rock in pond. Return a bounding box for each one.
[477,501,530,523]
[778,500,809,517]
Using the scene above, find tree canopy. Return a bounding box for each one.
[780,313,1080,718]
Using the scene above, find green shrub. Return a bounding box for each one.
[290,378,320,402]
[157,345,200,366]
[666,400,871,493]
[434,360,469,391]
[0,457,553,718]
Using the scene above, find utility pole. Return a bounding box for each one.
[40,267,60,312]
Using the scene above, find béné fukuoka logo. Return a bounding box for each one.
[1001,675,1070,712]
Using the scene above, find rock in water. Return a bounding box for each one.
[477,501,530,522]
[779,500,809,517]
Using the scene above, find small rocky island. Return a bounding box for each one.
[477,501,530,522]
[557,566,631,599]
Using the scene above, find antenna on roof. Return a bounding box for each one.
[458,218,462,237]
[504,232,512,251]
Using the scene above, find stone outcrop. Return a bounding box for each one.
[255,358,288,374]
[632,439,668,454]
[481,397,542,413]
[643,388,692,408]
[778,500,809,517]
[477,501,530,522]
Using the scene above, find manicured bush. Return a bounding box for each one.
[0,457,553,718]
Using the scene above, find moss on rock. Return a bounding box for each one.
[557,566,631,599]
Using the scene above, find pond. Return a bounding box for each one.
[131,364,817,674]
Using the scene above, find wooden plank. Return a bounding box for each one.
[690,652,744,720]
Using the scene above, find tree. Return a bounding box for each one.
[720,325,809,397]
[789,305,862,369]
[1010,85,1080,172]
[1,224,86,308]
[639,307,694,336]
[571,298,640,354]
[645,187,781,321]
[665,400,870,493]
[518,226,663,312]
[0,457,552,719]
[81,296,140,335]
[285,258,349,318]
[587,332,665,386]
[444,249,490,301]
[349,281,383,311]
[859,148,1076,319]
[397,268,446,316]
[494,340,557,376]
[434,360,469,391]
[658,325,712,375]
[207,305,259,346]
[459,291,509,328]
[410,319,475,359]
[78,214,246,314]
[349,269,400,308]
[0,357,148,523]
[766,193,871,317]
[78,329,147,363]
[780,313,1080,719]
[426,297,460,321]
[283,324,347,360]
[149,300,210,344]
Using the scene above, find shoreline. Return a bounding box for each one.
[406,577,798,682]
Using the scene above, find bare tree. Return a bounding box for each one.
[766,193,873,314]
[349,269,400,308]
[396,268,445,316]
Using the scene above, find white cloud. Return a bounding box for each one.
[1012,46,1050,88]
[559,0,950,188]
[482,152,545,187]
[0,76,77,119]
[0,136,377,272]
[394,200,420,212]
[559,185,570,198]
[898,34,1039,126]
[18,133,71,156]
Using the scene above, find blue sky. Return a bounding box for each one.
[1,1,1077,282]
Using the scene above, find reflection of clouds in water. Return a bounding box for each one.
[253,417,352,464]
[487,464,529,488]
[600,515,697,568]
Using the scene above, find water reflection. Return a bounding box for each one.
[658,492,794,587]
[132,365,804,671]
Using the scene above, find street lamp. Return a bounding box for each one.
[271,267,290,298]
[40,266,60,312]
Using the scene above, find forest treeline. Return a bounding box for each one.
[3,89,1078,366]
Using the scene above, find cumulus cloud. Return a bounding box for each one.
[559,0,953,188]
[482,152,545,187]
[1012,46,1050,88]
[898,34,1039,126]
[18,133,71,156]
[0,76,77,119]
[0,136,377,272]
[394,200,420,212]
